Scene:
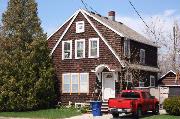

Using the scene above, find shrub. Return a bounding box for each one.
[163,96,180,116]
[80,106,89,113]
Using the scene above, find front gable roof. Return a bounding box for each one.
[158,70,180,85]
[48,9,159,70]
[49,9,126,67]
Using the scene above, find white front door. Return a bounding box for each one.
[102,72,115,101]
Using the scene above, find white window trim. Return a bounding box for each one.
[62,40,72,60]
[88,38,99,58]
[150,75,155,87]
[62,73,89,94]
[76,21,85,33]
[140,49,145,64]
[75,39,85,59]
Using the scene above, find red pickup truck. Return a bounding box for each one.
[108,90,159,119]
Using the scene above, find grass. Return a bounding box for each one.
[142,114,180,119]
[0,107,82,119]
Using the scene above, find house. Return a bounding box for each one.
[47,9,159,105]
[158,70,180,97]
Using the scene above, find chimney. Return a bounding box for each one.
[108,11,115,21]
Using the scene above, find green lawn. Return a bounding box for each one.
[0,107,82,119]
[142,114,180,119]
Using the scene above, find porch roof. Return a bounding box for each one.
[91,64,121,73]
[129,64,160,72]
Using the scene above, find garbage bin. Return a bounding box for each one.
[90,101,102,116]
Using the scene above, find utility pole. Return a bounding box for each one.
[173,26,177,71]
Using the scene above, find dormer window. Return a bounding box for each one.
[62,40,72,60]
[76,21,84,33]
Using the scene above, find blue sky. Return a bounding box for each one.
[0,0,180,37]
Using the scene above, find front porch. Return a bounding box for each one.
[91,64,157,101]
[91,64,123,101]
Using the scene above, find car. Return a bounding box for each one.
[108,90,159,119]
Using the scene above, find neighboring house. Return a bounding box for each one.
[158,70,180,97]
[47,9,159,104]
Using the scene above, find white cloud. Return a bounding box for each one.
[116,9,180,54]
[163,9,176,17]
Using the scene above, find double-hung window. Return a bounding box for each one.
[71,73,79,93]
[75,39,85,59]
[150,75,155,87]
[62,73,71,93]
[89,38,99,58]
[124,38,130,58]
[62,40,72,59]
[80,73,89,93]
[140,49,145,64]
[62,73,89,93]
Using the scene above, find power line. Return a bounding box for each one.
[128,0,162,44]
[80,0,98,14]
[80,0,88,11]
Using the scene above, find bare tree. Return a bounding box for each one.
[143,17,180,75]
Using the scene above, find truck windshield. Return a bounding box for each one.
[121,92,140,98]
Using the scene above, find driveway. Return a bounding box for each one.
[65,110,167,119]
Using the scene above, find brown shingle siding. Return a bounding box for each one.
[47,18,72,50]
[50,12,121,104]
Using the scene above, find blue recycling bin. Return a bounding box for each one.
[90,101,102,116]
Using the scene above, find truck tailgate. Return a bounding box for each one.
[108,98,134,109]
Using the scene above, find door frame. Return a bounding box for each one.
[102,72,115,101]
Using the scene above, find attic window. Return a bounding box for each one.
[76,21,84,33]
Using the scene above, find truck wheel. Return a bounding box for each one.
[112,113,119,118]
[153,104,159,115]
[133,107,142,119]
